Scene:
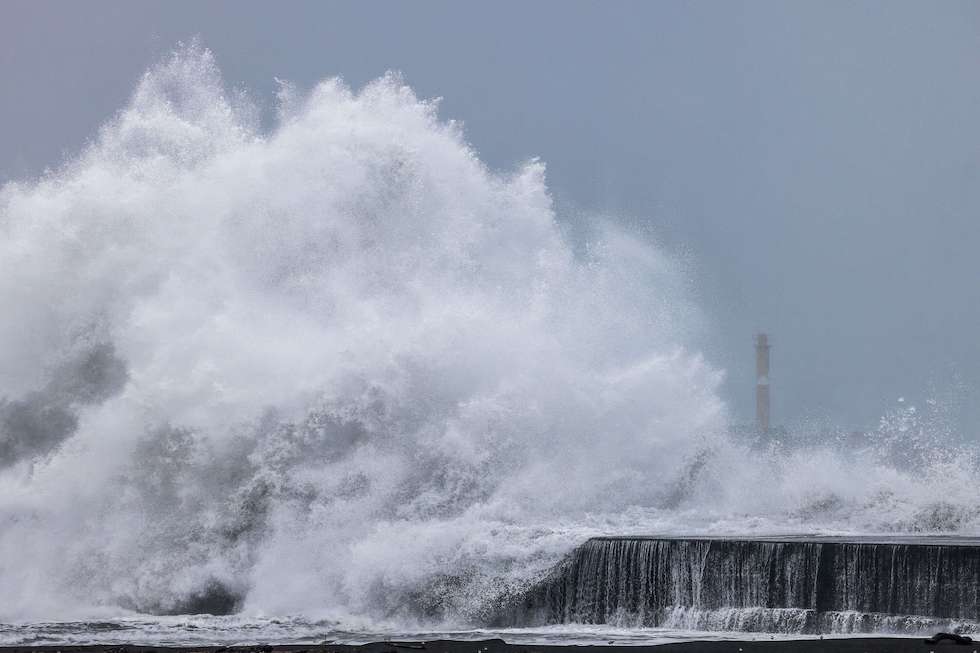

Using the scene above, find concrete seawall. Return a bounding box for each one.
[497,535,980,634]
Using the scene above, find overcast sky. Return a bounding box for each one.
[2,1,979,434]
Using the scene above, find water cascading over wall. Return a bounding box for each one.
[498,536,980,634]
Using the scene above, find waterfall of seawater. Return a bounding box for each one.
[501,537,980,634]
[1,43,979,633]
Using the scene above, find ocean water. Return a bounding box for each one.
[0,616,920,648]
[1,43,978,641]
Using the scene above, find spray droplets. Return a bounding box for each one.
[0,44,722,621]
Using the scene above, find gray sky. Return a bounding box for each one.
[2,1,979,434]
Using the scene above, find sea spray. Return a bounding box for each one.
[0,44,978,628]
[0,43,723,622]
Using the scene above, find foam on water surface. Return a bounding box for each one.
[0,617,942,648]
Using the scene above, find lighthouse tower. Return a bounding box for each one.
[755,333,770,435]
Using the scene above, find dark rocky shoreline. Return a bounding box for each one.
[0,637,960,653]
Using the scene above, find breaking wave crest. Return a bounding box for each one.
[0,44,977,627]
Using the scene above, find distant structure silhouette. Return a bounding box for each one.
[755,333,770,435]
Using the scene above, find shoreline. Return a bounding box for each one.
[0,637,951,653]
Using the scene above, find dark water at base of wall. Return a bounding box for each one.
[0,616,899,648]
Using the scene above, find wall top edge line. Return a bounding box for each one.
[589,535,980,547]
